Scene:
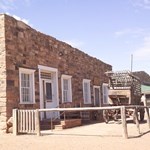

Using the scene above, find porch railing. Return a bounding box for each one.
[13,106,150,139]
[13,109,40,135]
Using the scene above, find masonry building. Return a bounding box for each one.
[0,14,112,132]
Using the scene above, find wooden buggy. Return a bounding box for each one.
[103,70,145,123]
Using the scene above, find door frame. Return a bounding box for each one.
[93,86,101,106]
[38,65,59,115]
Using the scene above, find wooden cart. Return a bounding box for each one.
[103,70,145,123]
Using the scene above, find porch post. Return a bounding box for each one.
[121,106,128,139]
[35,109,41,136]
[145,107,150,129]
[13,109,18,136]
[134,107,140,134]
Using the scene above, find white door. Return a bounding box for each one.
[94,86,101,106]
[38,65,59,120]
[42,79,54,119]
[42,79,59,119]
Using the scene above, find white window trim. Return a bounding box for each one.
[61,75,72,103]
[102,83,108,104]
[19,68,35,104]
[83,79,91,104]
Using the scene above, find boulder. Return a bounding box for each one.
[6,117,13,133]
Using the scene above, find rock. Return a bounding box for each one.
[7,117,13,127]
[6,117,13,133]
[8,127,13,133]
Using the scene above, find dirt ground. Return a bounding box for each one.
[0,120,150,150]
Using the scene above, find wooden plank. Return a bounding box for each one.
[145,107,150,129]
[35,109,40,136]
[20,110,23,132]
[18,110,20,132]
[28,110,31,133]
[26,110,28,132]
[134,108,140,134]
[23,110,26,132]
[38,106,147,112]
[13,109,18,136]
[32,110,35,132]
[121,106,128,139]
[39,106,122,112]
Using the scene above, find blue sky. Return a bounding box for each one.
[0,0,150,74]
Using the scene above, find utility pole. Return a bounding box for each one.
[131,54,133,72]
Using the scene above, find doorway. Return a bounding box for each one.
[38,65,59,120]
[93,86,101,106]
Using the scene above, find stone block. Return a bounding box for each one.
[0,106,6,113]
[0,122,7,132]
[7,116,13,128]
[60,119,82,129]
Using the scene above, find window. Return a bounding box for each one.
[19,68,35,104]
[45,81,52,101]
[83,79,91,104]
[61,75,72,103]
[102,83,108,104]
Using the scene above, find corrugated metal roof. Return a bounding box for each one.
[141,85,150,93]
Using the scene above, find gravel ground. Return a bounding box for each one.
[0,120,150,150]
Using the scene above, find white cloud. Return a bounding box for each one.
[115,29,131,37]
[0,0,16,10]
[131,0,150,9]
[64,39,84,49]
[0,0,31,10]
[133,36,150,60]
[115,27,145,38]
[13,15,29,25]
[6,13,31,26]
[23,0,31,6]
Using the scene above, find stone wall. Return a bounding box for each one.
[2,14,111,124]
[0,14,7,132]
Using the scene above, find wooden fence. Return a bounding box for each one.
[13,109,40,135]
[13,106,150,139]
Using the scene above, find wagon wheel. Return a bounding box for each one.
[139,102,145,122]
[132,112,137,124]
[103,110,109,123]
[139,108,145,121]
[133,107,145,123]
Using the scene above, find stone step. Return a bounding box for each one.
[54,119,82,130]
[40,119,60,130]
[54,125,66,130]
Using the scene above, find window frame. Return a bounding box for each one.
[83,79,91,104]
[61,75,72,103]
[19,68,35,104]
[102,83,109,104]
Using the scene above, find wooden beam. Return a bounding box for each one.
[35,109,40,136]
[13,109,18,136]
[145,107,150,129]
[134,107,140,134]
[121,106,128,139]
